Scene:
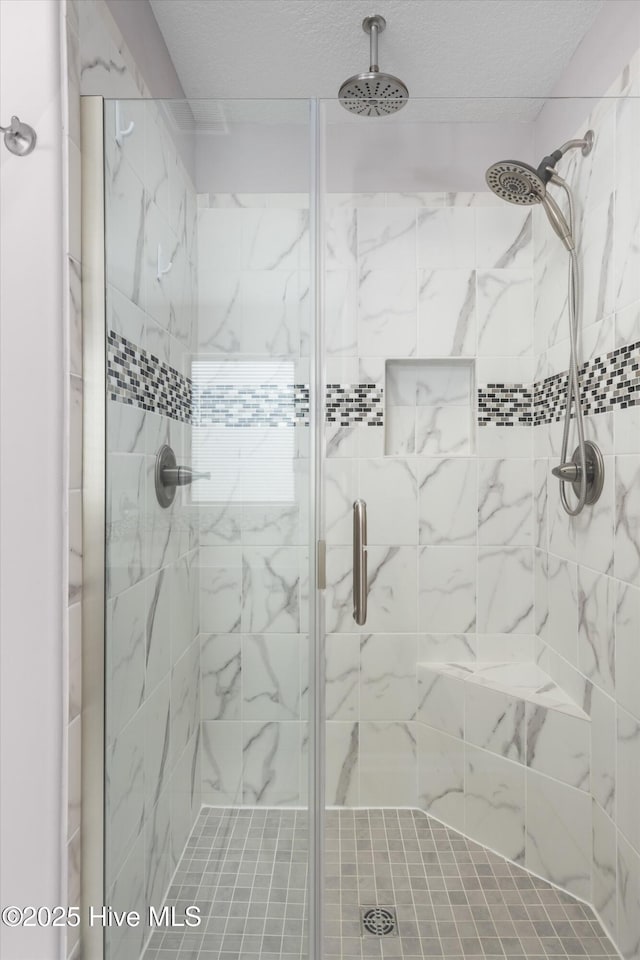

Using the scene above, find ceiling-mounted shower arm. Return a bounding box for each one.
[363,15,386,72]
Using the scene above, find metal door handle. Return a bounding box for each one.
[353,499,368,625]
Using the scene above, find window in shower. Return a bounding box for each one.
[191,358,297,502]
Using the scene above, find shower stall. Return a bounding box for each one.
[82,85,640,960]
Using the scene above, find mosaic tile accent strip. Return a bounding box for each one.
[193,382,384,428]
[326,384,384,426]
[478,339,640,428]
[477,385,533,427]
[109,347,386,429]
[107,331,192,423]
[534,339,640,425]
[142,807,617,960]
[193,384,310,427]
[108,336,639,431]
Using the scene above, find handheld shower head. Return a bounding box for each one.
[485,132,593,252]
[485,159,575,252]
[338,15,409,117]
[485,160,546,205]
[540,188,575,252]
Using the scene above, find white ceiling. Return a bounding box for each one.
[149,0,604,117]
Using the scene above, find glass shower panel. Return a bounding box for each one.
[103,98,313,960]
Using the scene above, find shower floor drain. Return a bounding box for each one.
[360,906,398,937]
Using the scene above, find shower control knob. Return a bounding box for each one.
[154,444,210,508]
[551,462,581,482]
[161,465,210,487]
[551,441,604,507]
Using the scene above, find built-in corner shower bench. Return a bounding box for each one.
[416,657,592,872]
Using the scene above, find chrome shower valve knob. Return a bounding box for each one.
[154,444,210,507]
[551,462,581,482]
[551,441,604,506]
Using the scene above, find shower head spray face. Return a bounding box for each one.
[338,72,409,116]
[485,160,547,205]
[338,15,409,117]
[486,159,574,251]
[338,71,409,117]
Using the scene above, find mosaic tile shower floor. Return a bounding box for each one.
[143,807,619,960]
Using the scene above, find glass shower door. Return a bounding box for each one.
[316,93,636,960]
[102,97,316,960]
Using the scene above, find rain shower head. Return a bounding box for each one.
[338,15,409,117]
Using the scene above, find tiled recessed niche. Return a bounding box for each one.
[385,359,475,456]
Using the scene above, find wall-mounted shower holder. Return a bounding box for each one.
[157,244,173,281]
[115,101,135,146]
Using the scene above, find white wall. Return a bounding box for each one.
[105,0,185,99]
[0,2,64,958]
[536,0,640,154]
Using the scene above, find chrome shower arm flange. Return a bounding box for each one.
[362,15,386,34]
[581,129,595,155]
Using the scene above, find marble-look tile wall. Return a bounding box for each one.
[533,53,640,959]
[416,658,593,900]
[196,194,311,809]
[322,190,535,813]
[196,191,538,818]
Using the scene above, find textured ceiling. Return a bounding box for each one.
[149,0,604,118]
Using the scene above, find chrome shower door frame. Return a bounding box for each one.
[80,94,106,960]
